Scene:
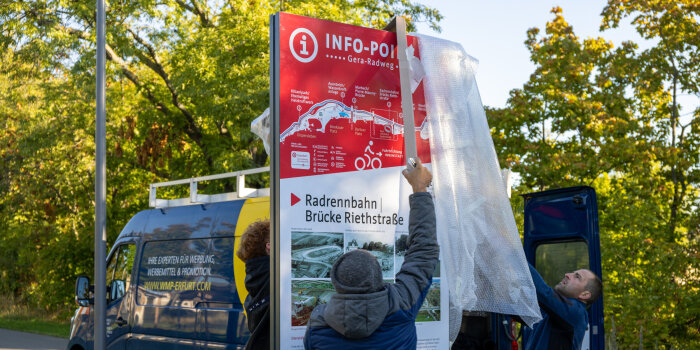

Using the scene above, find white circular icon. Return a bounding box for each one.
[289,28,318,63]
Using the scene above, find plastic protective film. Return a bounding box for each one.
[251,107,271,156]
[415,34,542,340]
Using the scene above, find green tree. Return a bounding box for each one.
[489,7,663,189]
[0,49,95,310]
[599,1,700,346]
[601,0,699,242]
[488,6,698,348]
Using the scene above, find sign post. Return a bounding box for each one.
[389,16,418,165]
[95,0,107,347]
[270,13,448,349]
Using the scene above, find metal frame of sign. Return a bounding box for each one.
[385,16,418,165]
[269,13,281,350]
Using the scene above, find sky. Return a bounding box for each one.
[413,0,698,115]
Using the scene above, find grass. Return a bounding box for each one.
[0,294,70,339]
[0,316,70,338]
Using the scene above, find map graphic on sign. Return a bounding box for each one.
[280,99,429,144]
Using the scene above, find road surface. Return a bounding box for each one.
[0,329,67,350]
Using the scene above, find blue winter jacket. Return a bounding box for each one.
[303,192,438,350]
[523,264,589,350]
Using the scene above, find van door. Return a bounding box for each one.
[521,186,604,350]
[105,243,136,349]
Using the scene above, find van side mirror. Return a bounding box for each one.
[75,276,93,306]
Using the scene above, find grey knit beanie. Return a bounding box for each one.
[331,249,384,294]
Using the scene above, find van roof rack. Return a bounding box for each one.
[149,166,270,208]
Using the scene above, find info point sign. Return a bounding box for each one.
[271,13,448,349]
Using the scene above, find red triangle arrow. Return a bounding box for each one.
[291,193,301,206]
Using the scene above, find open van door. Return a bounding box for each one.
[521,186,604,350]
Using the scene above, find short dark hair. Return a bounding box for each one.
[584,270,602,305]
[236,219,270,262]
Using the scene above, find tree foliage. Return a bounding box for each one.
[1,0,697,347]
[489,5,699,348]
[0,0,441,315]
[601,0,700,241]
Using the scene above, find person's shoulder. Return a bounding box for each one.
[573,300,588,314]
[563,298,588,322]
[245,256,270,272]
[571,302,589,330]
[307,304,329,328]
[383,282,410,313]
[246,255,270,265]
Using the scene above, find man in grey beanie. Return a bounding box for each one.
[304,158,438,349]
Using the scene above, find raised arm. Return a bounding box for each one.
[393,159,439,309]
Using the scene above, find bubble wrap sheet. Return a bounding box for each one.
[415,34,542,340]
[251,107,271,156]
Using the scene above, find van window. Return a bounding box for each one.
[106,244,136,302]
[106,251,118,289]
[137,237,236,307]
[535,241,589,287]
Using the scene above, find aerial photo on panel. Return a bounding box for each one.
[345,231,394,279]
[292,231,343,278]
[291,280,335,326]
[394,233,409,274]
[416,279,441,322]
[394,233,440,277]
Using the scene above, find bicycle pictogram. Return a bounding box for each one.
[355,141,383,170]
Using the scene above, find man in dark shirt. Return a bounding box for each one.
[523,264,602,350]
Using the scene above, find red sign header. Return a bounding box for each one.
[278,13,431,179]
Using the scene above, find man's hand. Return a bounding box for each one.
[402,158,432,193]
